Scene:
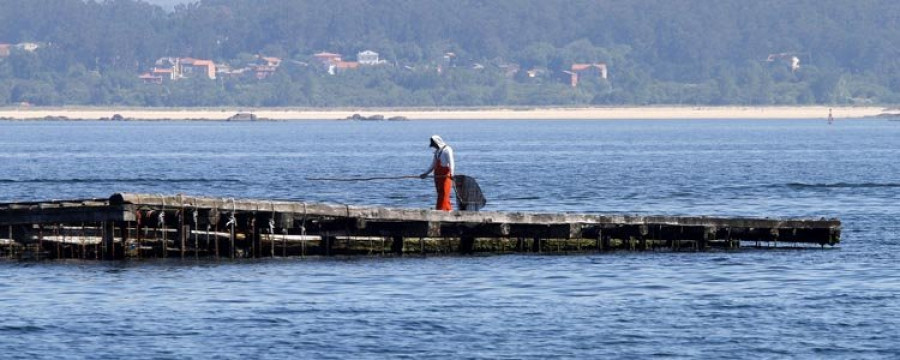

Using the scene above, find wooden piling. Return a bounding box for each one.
[102,221,114,260]
[391,235,403,255]
[323,233,334,256]
[460,236,475,255]
[250,215,258,258]
[282,229,287,258]
[118,221,128,260]
[228,213,235,260]
[178,211,186,259]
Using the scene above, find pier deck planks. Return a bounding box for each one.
[0,193,841,260]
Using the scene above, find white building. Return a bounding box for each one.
[357,50,386,66]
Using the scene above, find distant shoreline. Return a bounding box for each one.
[0,106,891,121]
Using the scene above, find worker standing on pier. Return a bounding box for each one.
[420,135,455,211]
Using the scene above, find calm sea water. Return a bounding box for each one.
[0,119,898,359]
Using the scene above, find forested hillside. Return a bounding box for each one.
[1,0,898,107]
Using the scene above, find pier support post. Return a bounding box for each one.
[38,225,44,260]
[178,210,186,259]
[640,225,648,250]
[250,216,258,258]
[532,237,542,253]
[391,235,404,255]
[596,230,604,252]
[160,215,168,259]
[102,221,115,260]
[118,222,128,260]
[212,224,219,260]
[229,217,236,260]
[282,229,288,258]
[700,228,710,251]
[135,216,142,260]
[460,236,475,255]
[323,234,335,256]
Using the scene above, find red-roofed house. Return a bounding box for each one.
[140,57,218,82]
[151,67,176,80]
[568,63,607,87]
[313,52,342,64]
[180,58,217,79]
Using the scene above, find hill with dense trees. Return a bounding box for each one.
[1,0,898,107]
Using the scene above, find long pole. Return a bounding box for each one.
[306,175,419,181]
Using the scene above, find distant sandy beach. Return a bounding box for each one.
[0,106,892,121]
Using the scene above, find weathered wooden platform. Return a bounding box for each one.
[0,193,841,260]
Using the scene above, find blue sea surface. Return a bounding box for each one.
[0,119,898,359]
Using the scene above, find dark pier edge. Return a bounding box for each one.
[0,193,841,260]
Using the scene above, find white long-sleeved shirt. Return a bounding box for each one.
[425,145,454,175]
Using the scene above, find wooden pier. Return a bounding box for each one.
[0,193,840,260]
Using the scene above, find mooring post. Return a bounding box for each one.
[7,226,12,259]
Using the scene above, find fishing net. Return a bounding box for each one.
[454,175,486,211]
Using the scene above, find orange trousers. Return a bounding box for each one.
[434,165,453,211]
